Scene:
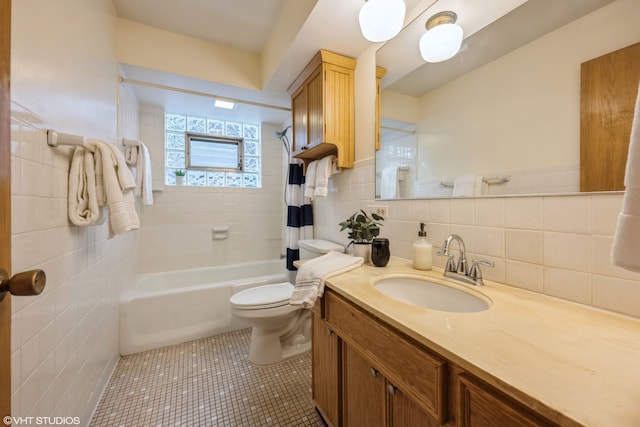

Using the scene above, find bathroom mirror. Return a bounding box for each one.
[375,0,638,199]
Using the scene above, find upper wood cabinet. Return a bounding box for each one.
[287,50,356,168]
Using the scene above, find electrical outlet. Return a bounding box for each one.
[368,205,389,219]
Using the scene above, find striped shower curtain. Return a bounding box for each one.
[286,160,314,272]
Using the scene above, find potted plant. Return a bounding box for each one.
[175,169,186,185]
[339,210,384,263]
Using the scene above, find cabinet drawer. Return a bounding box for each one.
[325,290,447,424]
[458,374,557,427]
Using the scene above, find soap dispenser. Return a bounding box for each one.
[412,222,433,270]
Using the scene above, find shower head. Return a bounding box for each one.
[274,125,292,140]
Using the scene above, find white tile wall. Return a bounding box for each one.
[11,104,137,424]
[136,114,285,273]
[10,1,139,421]
[313,159,640,318]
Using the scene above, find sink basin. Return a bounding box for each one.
[372,276,491,313]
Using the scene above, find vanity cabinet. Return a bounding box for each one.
[456,373,556,427]
[311,312,340,427]
[312,288,562,427]
[343,342,439,427]
[315,289,447,426]
[287,50,356,168]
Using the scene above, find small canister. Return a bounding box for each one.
[371,238,390,267]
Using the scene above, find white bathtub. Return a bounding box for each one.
[120,260,288,355]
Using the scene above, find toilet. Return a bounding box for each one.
[230,239,345,366]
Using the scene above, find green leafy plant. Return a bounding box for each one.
[175,170,186,176]
[339,210,384,245]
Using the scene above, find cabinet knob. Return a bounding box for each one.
[370,368,379,378]
[326,328,334,337]
[387,384,397,396]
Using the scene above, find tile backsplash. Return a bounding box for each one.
[313,158,640,318]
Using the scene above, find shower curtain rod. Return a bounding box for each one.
[119,77,291,112]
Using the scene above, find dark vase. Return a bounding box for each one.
[371,238,390,267]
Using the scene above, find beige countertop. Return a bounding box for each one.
[323,257,640,427]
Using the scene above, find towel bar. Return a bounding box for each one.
[440,175,511,187]
[46,130,85,147]
[375,165,410,177]
[122,138,140,147]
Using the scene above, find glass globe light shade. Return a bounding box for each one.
[419,23,463,63]
[359,0,406,43]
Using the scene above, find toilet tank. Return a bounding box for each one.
[298,239,345,260]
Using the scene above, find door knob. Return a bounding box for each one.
[0,268,46,301]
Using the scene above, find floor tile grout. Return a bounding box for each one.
[90,328,325,427]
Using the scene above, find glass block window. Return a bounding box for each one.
[166,113,261,188]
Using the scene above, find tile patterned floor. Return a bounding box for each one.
[90,329,326,427]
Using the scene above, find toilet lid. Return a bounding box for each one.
[230,282,294,309]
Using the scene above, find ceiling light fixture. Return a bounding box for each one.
[359,0,406,43]
[419,11,463,63]
[214,99,236,110]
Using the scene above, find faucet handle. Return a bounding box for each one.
[468,259,495,284]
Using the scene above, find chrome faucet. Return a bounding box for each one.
[436,234,494,286]
[437,234,468,275]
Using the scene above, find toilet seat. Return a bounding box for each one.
[230,282,293,310]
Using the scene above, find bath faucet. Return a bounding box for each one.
[436,234,494,286]
[436,234,468,275]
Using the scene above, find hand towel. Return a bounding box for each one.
[474,175,488,196]
[290,251,363,308]
[453,175,483,197]
[304,160,318,199]
[612,83,640,272]
[84,139,140,237]
[380,166,399,199]
[452,175,475,197]
[314,155,340,198]
[68,147,101,226]
[126,142,154,205]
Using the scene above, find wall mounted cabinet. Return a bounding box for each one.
[287,50,356,168]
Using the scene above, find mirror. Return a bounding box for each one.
[375,0,638,199]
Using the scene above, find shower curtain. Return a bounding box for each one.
[286,159,313,272]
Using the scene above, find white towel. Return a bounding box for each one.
[304,160,318,199]
[290,251,363,308]
[380,167,399,199]
[452,175,483,197]
[68,147,101,226]
[84,139,140,237]
[125,142,154,205]
[612,83,640,272]
[314,155,340,198]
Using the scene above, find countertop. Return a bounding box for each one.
[322,257,640,427]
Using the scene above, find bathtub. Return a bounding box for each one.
[120,260,288,355]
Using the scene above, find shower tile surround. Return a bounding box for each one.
[90,329,323,427]
[136,106,285,274]
[313,158,640,318]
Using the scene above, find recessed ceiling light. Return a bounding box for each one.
[214,99,236,110]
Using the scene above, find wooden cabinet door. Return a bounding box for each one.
[312,314,340,426]
[458,374,555,427]
[388,385,440,427]
[306,67,324,148]
[291,84,308,155]
[343,343,386,427]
